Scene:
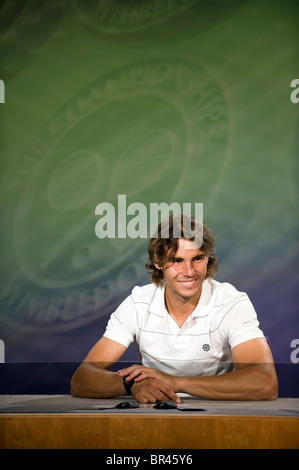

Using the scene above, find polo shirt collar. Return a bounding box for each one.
[148,285,166,317]
[191,279,213,317]
[149,279,213,318]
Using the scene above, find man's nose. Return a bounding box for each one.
[181,261,195,276]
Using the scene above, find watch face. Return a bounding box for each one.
[124,378,135,385]
[123,376,134,395]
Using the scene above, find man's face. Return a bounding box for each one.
[155,238,208,302]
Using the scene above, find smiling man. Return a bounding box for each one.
[71,215,278,402]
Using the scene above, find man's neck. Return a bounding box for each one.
[164,287,202,327]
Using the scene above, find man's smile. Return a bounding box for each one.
[177,278,200,288]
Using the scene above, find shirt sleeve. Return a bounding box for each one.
[219,295,265,350]
[103,294,137,348]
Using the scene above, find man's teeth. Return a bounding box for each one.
[179,279,197,286]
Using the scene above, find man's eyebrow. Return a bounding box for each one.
[170,254,205,261]
[192,254,205,259]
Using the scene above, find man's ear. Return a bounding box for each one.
[154,260,163,270]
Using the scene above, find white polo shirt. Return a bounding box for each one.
[103,279,264,377]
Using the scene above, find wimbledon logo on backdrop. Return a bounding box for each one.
[95,195,203,247]
[3,55,224,334]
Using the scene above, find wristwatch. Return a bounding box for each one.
[123,375,135,396]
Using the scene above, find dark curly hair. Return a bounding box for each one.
[146,214,218,287]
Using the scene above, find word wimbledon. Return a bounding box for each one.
[95,195,203,246]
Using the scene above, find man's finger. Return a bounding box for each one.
[135,378,181,404]
[117,364,140,378]
[159,382,181,403]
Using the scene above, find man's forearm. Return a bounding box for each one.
[176,364,278,401]
[71,362,126,398]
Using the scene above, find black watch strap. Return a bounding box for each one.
[123,376,135,396]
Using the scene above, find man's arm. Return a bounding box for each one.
[118,338,278,401]
[70,337,128,398]
[70,336,181,403]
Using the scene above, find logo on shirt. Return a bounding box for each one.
[202,344,211,352]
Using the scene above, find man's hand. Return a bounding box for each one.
[118,365,181,404]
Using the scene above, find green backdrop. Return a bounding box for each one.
[0,0,298,368]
